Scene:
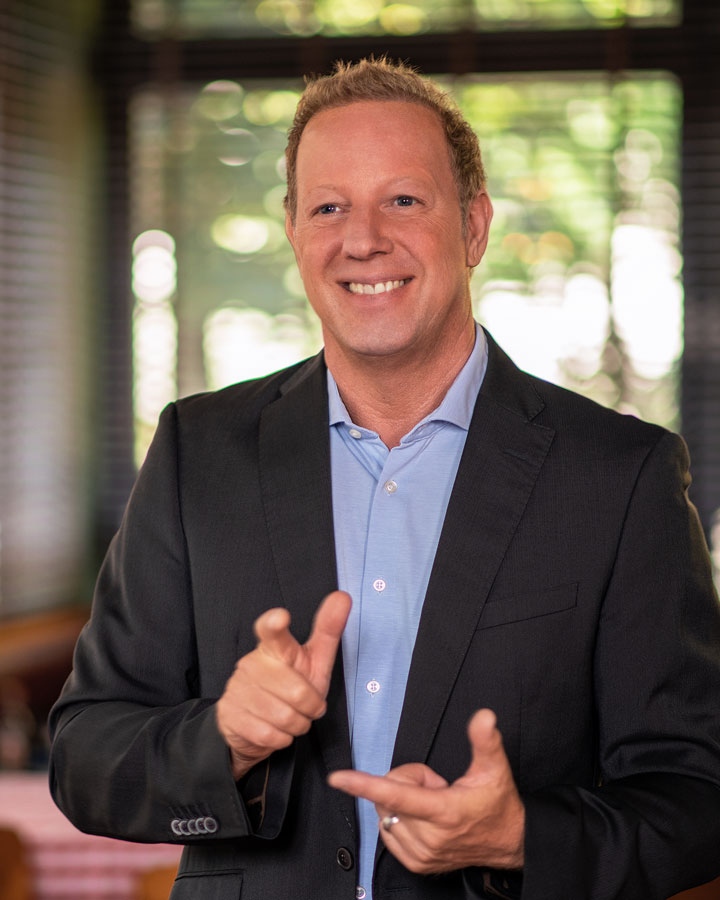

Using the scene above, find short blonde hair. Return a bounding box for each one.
[284,56,486,223]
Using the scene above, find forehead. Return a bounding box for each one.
[295,100,454,187]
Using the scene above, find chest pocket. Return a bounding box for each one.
[170,870,243,900]
[477,582,578,630]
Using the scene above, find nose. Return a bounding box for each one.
[341,207,393,259]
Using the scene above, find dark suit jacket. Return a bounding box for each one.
[49,333,720,900]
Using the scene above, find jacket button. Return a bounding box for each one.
[336,847,354,870]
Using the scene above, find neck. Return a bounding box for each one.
[327,319,476,448]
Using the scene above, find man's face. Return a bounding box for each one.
[285,100,492,369]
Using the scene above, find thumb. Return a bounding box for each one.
[305,591,352,694]
[464,708,508,781]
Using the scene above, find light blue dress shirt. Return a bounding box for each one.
[328,325,488,900]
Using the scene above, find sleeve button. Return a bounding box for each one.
[203,816,218,834]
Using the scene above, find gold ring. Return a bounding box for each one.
[381,815,400,832]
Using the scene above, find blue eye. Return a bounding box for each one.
[395,195,416,207]
[317,203,339,215]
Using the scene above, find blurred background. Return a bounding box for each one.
[0,0,719,896]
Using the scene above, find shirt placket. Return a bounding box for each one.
[351,449,413,900]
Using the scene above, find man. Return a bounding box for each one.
[49,58,720,900]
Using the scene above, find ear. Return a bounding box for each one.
[285,210,297,254]
[465,191,493,268]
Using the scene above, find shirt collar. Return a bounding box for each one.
[327,323,488,434]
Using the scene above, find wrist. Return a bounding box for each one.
[229,747,261,781]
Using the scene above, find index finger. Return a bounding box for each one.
[327,769,443,820]
[254,607,299,665]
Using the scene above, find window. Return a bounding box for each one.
[130,73,681,464]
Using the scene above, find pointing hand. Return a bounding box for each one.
[217,591,351,780]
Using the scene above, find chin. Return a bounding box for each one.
[323,316,429,363]
[343,337,421,361]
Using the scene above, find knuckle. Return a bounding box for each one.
[275,705,295,728]
[295,716,313,735]
[286,681,308,706]
[426,830,445,854]
[253,721,278,748]
[275,730,294,749]
[231,655,258,684]
[276,705,305,733]
[245,650,276,677]
[406,855,430,874]
[415,845,435,867]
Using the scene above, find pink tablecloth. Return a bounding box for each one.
[0,772,182,900]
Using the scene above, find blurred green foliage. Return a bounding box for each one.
[134,0,679,36]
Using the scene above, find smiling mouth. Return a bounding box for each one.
[344,278,410,295]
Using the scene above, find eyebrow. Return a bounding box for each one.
[302,175,435,197]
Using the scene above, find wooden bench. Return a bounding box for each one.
[0,827,32,900]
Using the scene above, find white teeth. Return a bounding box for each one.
[348,279,407,295]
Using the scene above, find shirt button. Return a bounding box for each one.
[356,888,367,899]
[349,428,362,439]
[372,578,386,592]
[366,680,380,694]
[384,479,398,494]
[336,846,354,870]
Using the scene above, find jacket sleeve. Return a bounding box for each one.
[517,431,720,899]
[48,402,295,844]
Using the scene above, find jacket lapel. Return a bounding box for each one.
[391,333,556,770]
[258,353,356,830]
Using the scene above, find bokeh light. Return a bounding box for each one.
[131,230,178,465]
[132,0,680,36]
[611,222,682,379]
[203,307,321,389]
[194,80,244,121]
